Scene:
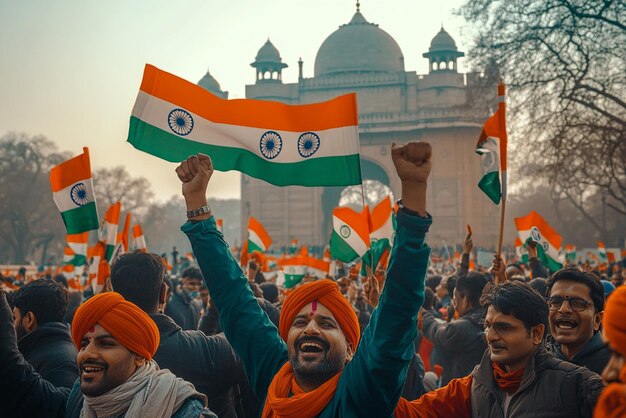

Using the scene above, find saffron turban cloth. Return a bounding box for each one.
[71,292,160,360]
[279,279,360,349]
[603,285,626,358]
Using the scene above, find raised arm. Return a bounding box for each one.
[177,155,288,398]
[0,290,69,417]
[339,142,433,417]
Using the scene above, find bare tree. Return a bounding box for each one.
[458,0,626,237]
[0,133,69,263]
[93,166,155,215]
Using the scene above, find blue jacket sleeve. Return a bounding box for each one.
[337,209,431,417]
[182,217,288,399]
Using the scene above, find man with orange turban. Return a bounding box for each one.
[178,141,433,417]
[0,290,212,417]
[594,285,626,417]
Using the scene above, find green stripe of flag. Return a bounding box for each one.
[536,244,563,273]
[330,230,360,263]
[478,171,501,204]
[128,117,362,187]
[60,202,99,234]
[248,239,265,254]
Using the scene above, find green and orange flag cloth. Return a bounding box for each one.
[476,82,508,205]
[50,147,99,234]
[128,64,362,187]
[515,210,563,272]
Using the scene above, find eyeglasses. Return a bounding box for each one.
[547,296,592,312]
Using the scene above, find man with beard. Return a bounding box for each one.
[177,141,432,417]
[0,290,214,417]
[545,268,611,375]
[395,281,603,417]
[12,278,78,388]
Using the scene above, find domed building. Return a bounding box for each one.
[232,8,499,248]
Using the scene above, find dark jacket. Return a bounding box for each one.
[165,288,202,330]
[421,307,487,385]
[151,313,260,418]
[0,292,69,417]
[470,347,603,418]
[546,331,612,376]
[18,321,78,388]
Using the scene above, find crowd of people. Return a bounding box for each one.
[1,142,625,417]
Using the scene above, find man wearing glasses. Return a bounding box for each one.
[545,268,611,375]
[395,281,603,417]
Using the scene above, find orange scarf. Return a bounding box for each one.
[492,362,525,395]
[594,383,626,418]
[262,361,342,418]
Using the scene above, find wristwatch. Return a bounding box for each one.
[396,199,429,218]
[186,204,211,219]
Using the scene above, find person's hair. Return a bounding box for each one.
[446,276,457,296]
[426,275,442,292]
[480,281,548,332]
[13,279,68,324]
[529,278,548,297]
[260,282,279,304]
[53,274,68,289]
[110,251,165,313]
[181,267,203,281]
[423,287,435,310]
[546,268,605,312]
[456,272,487,307]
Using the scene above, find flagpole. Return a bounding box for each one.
[354,126,375,276]
[496,81,508,266]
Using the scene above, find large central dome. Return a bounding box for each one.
[314,12,405,77]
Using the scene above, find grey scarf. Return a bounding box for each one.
[80,361,206,418]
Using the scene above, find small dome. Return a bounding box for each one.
[314,12,405,76]
[255,39,283,63]
[197,69,222,93]
[428,27,458,52]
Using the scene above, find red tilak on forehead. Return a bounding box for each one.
[89,326,95,333]
[309,300,318,316]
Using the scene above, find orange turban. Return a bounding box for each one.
[279,279,360,350]
[71,292,160,360]
[604,286,626,358]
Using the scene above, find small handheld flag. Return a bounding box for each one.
[50,147,99,234]
[514,211,563,272]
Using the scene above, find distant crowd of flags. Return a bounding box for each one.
[49,148,149,292]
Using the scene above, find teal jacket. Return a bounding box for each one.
[182,209,431,417]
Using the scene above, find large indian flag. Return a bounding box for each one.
[50,147,99,234]
[475,83,507,205]
[248,217,272,253]
[330,206,370,263]
[515,211,563,272]
[128,64,362,187]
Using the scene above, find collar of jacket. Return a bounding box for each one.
[17,321,72,353]
[472,346,552,397]
[548,332,606,362]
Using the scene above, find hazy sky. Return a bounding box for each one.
[0,0,467,201]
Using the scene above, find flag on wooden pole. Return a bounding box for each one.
[128,64,362,187]
[330,206,370,263]
[50,147,99,234]
[475,83,508,204]
[100,202,121,261]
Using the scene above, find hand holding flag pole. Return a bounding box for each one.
[496,81,508,260]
